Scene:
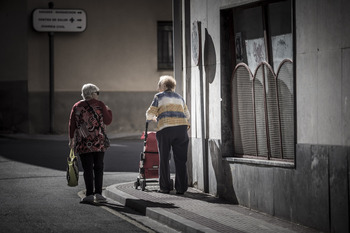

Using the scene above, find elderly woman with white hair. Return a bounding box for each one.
[69,83,112,203]
[146,75,190,195]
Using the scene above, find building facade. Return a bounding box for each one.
[177,0,350,232]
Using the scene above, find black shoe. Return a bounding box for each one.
[158,189,170,194]
[176,191,184,195]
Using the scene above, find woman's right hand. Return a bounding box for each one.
[69,138,75,149]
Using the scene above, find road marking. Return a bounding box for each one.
[101,206,156,233]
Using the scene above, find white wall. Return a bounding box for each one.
[296,0,350,146]
[188,0,261,191]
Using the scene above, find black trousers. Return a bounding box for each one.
[79,152,104,196]
[156,125,189,193]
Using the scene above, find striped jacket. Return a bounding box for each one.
[146,91,190,131]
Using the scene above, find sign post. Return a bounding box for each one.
[32,2,86,133]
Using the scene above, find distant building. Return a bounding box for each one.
[0,0,173,134]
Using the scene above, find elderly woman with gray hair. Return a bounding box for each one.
[69,83,112,203]
[146,75,190,194]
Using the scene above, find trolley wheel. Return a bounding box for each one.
[140,180,146,191]
[133,178,140,189]
[170,179,174,191]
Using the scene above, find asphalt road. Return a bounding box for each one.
[0,137,144,172]
[0,137,177,233]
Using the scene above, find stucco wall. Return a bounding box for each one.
[27,0,173,93]
[188,0,225,193]
[296,0,350,147]
[28,91,156,134]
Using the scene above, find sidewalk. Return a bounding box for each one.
[104,182,321,233]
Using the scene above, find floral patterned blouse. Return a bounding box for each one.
[69,99,112,155]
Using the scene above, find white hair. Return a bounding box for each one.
[81,83,99,100]
[158,75,176,92]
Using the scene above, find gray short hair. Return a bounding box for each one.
[81,83,99,99]
[158,75,176,92]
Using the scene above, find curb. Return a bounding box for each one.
[105,183,220,233]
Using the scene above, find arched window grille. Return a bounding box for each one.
[231,59,294,160]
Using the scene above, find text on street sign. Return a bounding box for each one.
[33,9,87,32]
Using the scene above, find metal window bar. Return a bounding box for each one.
[263,62,282,159]
[231,64,257,156]
[276,59,294,159]
[254,65,269,158]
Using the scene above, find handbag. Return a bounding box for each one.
[66,149,79,187]
[85,101,110,148]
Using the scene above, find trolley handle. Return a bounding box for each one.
[145,122,149,140]
[144,120,152,142]
[144,119,157,143]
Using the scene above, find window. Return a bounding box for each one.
[231,0,294,161]
[157,21,173,70]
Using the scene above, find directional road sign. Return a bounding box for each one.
[33,9,86,32]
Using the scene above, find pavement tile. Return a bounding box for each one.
[105,182,321,233]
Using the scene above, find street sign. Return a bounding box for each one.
[33,9,86,32]
[191,21,201,66]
